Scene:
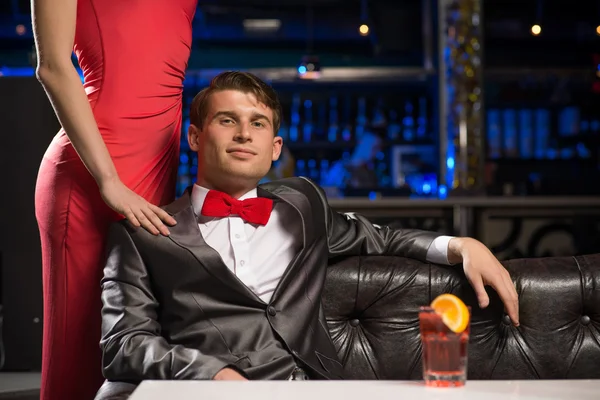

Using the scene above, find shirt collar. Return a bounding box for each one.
[191,184,258,218]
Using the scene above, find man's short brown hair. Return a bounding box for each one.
[189,71,282,134]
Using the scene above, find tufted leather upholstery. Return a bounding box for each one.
[322,253,600,380]
[97,253,599,400]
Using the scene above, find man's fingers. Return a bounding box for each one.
[491,270,519,326]
[501,268,520,326]
[467,272,489,308]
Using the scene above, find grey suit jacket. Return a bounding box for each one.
[99,177,441,385]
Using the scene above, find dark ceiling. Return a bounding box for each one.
[0,0,598,69]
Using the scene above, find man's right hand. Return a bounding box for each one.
[213,368,248,380]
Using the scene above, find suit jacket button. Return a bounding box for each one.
[267,306,277,316]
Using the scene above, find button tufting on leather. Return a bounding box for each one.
[322,253,600,381]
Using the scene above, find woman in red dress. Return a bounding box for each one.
[32,0,197,398]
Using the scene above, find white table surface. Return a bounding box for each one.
[129,380,599,400]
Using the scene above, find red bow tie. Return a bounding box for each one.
[200,190,273,225]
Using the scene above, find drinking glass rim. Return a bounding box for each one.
[419,305,472,313]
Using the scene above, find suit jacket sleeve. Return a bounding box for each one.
[100,222,233,381]
[305,179,441,260]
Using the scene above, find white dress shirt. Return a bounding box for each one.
[191,184,454,303]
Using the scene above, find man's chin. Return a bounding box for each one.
[218,168,264,185]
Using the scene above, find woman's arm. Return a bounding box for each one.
[33,0,117,184]
[31,0,176,235]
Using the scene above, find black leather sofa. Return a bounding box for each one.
[96,253,600,399]
[323,253,600,380]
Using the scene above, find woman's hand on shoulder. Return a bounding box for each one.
[99,177,176,236]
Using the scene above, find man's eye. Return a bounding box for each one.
[221,119,234,124]
[253,122,264,128]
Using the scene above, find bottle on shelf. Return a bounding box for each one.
[278,119,290,142]
[302,99,313,143]
[327,95,339,143]
[402,100,415,141]
[355,96,367,140]
[518,109,533,159]
[502,109,518,158]
[417,97,428,139]
[307,159,320,181]
[316,100,327,142]
[319,159,330,185]
[387,109,401,141]
[371,97,387,128]
[486,109,501,159]
[534,108,550,159]
[289,93,301,143]
[341,95,353,142]
[295,159,307,177]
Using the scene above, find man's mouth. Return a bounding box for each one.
[227,148,256,155]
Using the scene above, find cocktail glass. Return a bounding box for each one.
[419,306,470,387]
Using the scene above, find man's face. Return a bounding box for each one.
[189,90,283,190]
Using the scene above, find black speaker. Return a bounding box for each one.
[0,76,59,370]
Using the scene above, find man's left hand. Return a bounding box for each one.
[447,237,519,326]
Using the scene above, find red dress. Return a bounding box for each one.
[34,1,197,399]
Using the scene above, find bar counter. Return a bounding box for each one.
[328,196,600,259]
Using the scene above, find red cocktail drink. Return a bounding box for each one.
[419,306,470,387]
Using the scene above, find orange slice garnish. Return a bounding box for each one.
[430,294,470,333]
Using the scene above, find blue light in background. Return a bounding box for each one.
[422,183,431,194]
[438,185,448,199]
[443,29,457,196]
[297,66,307,74]
[576,143,590,158]
[445,151,455,190]
[0,66,34,76]
[368,191,377,201]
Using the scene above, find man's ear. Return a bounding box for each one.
[188,124,201,151]
[272,135,283,161]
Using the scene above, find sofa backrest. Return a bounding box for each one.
[322,253,600,380]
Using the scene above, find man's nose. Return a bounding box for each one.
[234,123,252,141]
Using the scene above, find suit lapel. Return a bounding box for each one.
[258,184,315,301]
[165,191,265,305]
[258,184,315,248]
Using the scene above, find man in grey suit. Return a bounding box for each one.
[95,72,519,399]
